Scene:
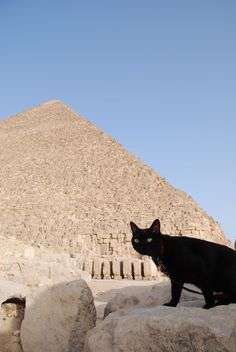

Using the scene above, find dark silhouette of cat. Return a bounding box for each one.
[130,219,236,309]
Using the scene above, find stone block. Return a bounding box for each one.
[112,260,121,280]
[84,259,93,275]
[133,260,142,280]
[21,280,96,352]
[100,243,109,255]
[102,260,111,279]
[93,259,102,279]
[122,259,132,280]
[143,260,152,279]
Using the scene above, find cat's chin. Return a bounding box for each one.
[135,250,151,256]
[132,242,157,256]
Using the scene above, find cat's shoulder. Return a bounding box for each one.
[164,234,234,253]
[163,234,219,250]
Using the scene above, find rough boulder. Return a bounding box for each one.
[84,283,236,352]
[21,279,96,352]
[85,305,236,352]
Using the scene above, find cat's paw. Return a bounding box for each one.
[163,301,177,307]
[202,303,215,309]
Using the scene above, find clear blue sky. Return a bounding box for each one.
[1,1,235,241]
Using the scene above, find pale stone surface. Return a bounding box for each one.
[143,260,152,279]
[93,259,102,279]
[122,259,132,279]
[102,260,110,279]
[0,236,91,288]
[89,279,159,323]
[84,258,93,276]
[104,293,139,319]
[133,260,142,280]
[103,282,200,318]
[0,302,24,352]
[87,281,236,351]
[112,259,122,279]
[0,237,90,351]
[21,279,96,352]
[0,280,28,352]
[0,260,90,288]
[0,279,30,303]
[79,257,162,280]
[84,305,236,352]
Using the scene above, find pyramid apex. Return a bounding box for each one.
[40,99,67,106]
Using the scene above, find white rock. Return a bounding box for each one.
[0,258,91,288]
[84,304,236,352]
[23,246,35,260]
[103,282,203,318]
[0,280,26,352]
[104,293,139,318]
[21,279,96,352]
[0,279,30,303]
[0,236,91,288]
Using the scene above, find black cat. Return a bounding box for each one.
[130,219,236,309]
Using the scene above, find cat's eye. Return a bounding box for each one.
[147,238,152,243]
[134,238,139,243]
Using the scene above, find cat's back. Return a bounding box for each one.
[164,234,236,262]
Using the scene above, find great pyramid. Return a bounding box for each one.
[0,100,227,260]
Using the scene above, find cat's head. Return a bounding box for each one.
[130,219,163,257]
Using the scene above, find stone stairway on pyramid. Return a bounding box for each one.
[0,100,229,279]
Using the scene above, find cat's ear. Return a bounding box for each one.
[130,221,139,235]
[149,219,161,234]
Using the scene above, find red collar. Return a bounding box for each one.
[156,244,165,271]
[160,244,164,257]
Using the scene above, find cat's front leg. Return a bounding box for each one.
[164,279,183,307]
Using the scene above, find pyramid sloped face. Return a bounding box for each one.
[0,101,227,257]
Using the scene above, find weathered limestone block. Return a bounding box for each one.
[0,279,30,304]
[0,260,91,288]
[150,259,159,278]
[0,236,91,287]
[85,281,236,351]
[122,259,133,279]
[100,243,109,255]
[102,260,111,279]
[21,279,96,352]
[0,280,30,352]
[0,302,24,352]
[103,282,172,319]
[143,260,152,279]
[93,259,102,279]
[104,293,139,319]
[133,260,142,280]
[75,256,85,271]
[23,246,35,260]
[112,259,121,280]
[83,258,93,275]
[84,304,236,352]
